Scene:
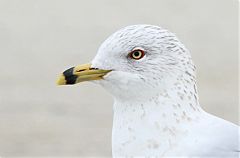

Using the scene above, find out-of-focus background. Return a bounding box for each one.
[0,0,238,157]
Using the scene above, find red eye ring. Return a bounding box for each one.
[129,49,145,60]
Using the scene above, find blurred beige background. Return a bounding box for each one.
[0,0,238,157]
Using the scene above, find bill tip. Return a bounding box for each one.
[56,74,66,85]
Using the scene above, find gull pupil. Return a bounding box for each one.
[134,51,140,57]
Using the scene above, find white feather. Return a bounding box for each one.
[91,25,239,157]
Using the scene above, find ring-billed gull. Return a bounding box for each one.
[57,25,239,157]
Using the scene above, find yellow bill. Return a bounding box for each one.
[56,63,111,85]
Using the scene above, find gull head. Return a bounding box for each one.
[57,25,196,101]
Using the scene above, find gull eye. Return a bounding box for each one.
[129,49,145,60]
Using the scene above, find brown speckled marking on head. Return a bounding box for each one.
[174,82,180,86]
[162,113,166,118]
[172,104,177,109]
[172,126,176,131]
[194,84,197,94]
[163,92,170,98]
[162,126,168,132]
[160,89,171,98]
[147,139,160,149]
[123,105,128,112]
[121,138,133,147]
[176,119,180,123]
[162,126,176,136]
[133,136,136,140]
[194,94,198,104]
[177,103,181,108]
[189,103,196,111]
[169,128,176,137]
[177,92,184,100]
[184,79,190,84]
[154,98,159,105]
[140,104,146,119]
[149,97,153,102]
[128,127,133,132]
[153,143,160,149]
[181,111,187,120]
[187,117,192,121]
[183,89,187,94]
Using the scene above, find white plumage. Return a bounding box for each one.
[90,25,240,157]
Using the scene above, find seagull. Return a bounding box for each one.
[57,25,239,157]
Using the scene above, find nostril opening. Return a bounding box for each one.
[90,67,99,70]
[76,67,99,72]
[76,69,86,72]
